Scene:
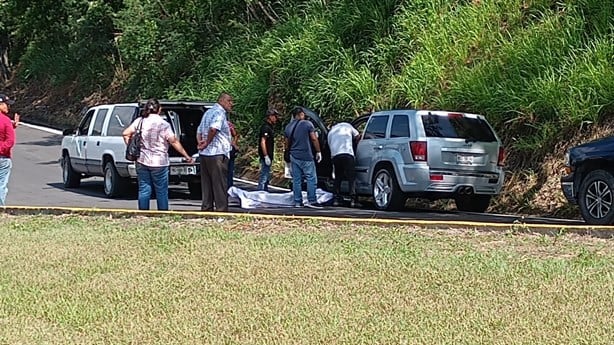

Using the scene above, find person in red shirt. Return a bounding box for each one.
[0,93,16,206]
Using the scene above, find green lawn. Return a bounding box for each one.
[0,214,611,344]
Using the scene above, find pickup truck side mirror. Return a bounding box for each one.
[63,128,76,136]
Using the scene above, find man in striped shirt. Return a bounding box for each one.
[196,92,233,212]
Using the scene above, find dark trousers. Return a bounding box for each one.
[332,153,356,200]
[200,154,229,212]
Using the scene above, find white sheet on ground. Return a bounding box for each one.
[228,186,333,209]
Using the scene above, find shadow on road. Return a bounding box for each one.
[46,181,195,201]
[19,135,63,146]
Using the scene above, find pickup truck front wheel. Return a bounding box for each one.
[104,161,128,198]
[578,169,614,225]
[62,154,81,188]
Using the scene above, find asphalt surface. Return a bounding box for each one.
[6,123,593,229]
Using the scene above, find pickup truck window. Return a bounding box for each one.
[107,106,138,136]
[78,110,95,136]
[91,109,108,136]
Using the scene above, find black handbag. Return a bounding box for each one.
[125,118,143,161]
[284,120,299,163]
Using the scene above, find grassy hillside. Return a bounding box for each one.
[3,0,613,216]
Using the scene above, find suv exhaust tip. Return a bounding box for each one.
[457,186,474,195]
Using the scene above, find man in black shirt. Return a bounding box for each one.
[257,108,280,191]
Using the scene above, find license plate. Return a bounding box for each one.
[457,154,474,165]
[170,165,197,175]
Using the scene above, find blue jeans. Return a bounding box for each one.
[257,158,271,191]
[0,158,12,206]
[291,156,317,205]
[137,164,169,210]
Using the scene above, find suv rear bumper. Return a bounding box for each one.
[399,166,504,195]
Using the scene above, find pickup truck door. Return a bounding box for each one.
[70,109,96,173]
[84,107,111,175]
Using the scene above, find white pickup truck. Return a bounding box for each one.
[60,100,212,199]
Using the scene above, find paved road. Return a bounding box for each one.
[7,123,586,226]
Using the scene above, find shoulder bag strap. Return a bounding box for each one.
[288,120,300,146]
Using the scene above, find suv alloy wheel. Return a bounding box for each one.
[372,168,406,210]
[577,169,614,225]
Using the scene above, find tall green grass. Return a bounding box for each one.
[9,0,614,157]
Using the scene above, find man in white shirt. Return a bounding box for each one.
[327,122,360,207]
[196,92,233,212]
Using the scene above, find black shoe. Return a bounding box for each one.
[305,202,324,209]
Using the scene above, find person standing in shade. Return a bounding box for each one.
[0,94,16,206]
[258,108,280,191]
[284,106,323,208]
[327,121,361,207]
[197,92,233,212]
[227,119,239,188]
[123,98,194,211]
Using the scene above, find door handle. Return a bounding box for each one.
[374,145,383,150]
[97,141,101,146]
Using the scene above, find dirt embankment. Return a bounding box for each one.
[6,81,599,220]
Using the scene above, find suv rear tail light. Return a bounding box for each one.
[410,141,427,161]
[497,147,506,166]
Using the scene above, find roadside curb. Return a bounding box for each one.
[2,206,612,238]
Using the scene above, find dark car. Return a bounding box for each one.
[561,136,614,224]
[299,107,368,190]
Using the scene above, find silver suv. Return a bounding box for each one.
[352,110,505,212]
[303,108,505,212]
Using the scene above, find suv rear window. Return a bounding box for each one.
[421,114,496,142]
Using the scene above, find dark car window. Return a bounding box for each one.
[107,106,138,136]
[363,115,389,139]
[421,113,496,142]
[390,115,410,138]
[90,109,108,136]
[78,110,95,136]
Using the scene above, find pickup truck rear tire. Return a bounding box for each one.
[62,154,81,188]
[455,194,491,212]
[372,168,406,210]
[104,161,128,198]
[577,169,614,225]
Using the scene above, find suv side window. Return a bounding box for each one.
[78,110,95,136]
[363,115,389,139]
[390,115,410,138]
[107,106,138,136]
[91,109,108,136]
